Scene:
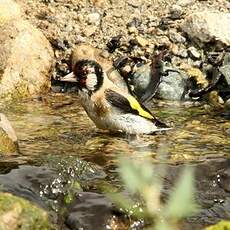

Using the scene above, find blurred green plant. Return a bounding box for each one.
[108,158,198,230]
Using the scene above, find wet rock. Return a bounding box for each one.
[0,0,54,101]
[181,12,230,46]
[65,192,113,230]
[156,68,189,101]
[169,4,183,19]
[188,46,201,59]
[0,193,52,230]
[0,113,18,154]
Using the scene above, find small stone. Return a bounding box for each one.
[219,65,230,85]
[128,26,138,34]
[177,0,194,7]
[87,12,100,25]
[157,36,171,48]
[169,4,183,19]
[225,99,230,109]
[135,36,149,47]
[83,26,97,37]
[177,48,188,58]
[188,46,201,59]
[171,43,179,55]
[168,30,186,43]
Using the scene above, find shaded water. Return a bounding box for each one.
[0,93,229,229]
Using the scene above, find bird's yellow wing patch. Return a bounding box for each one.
[105,89,154,120]
[127,96,153,120]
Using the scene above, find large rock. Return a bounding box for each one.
[0,0,54,100]
[0,193,52,230]
[181,12,230,47]
[156,68,189,101]
[0,113,18,154]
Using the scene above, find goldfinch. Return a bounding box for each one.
[62,60,171,134]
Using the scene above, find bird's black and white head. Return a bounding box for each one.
[61,60,104,94]
[73,60,104,94]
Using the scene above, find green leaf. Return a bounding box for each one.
[108,192,146,218]
[119,158,154,194]
[165,167,197,219]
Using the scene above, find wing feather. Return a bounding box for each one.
[105,89,154,120]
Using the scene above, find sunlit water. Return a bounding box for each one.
[0,93,229,229]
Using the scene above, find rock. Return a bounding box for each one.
[156,68,189,101]
[177,47,188,58]
[168,30,186,43]
[135,36,149,47]
[87,13,100,25]
[0,113,18,154]
[169,4,183,19]
[0,0,21,22]
[128,26,138,34]
[82,25,97,37]
[225,99,230,109]
[0,193,52,230]
[65,192,113,230]
[0,0,54,101]
[176,0,194,7]
[181,12,230,46]
[219,65,230,85]
[188,46,201,59]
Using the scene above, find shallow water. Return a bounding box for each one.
[0,93,229,229]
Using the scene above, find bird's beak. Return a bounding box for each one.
[60,72,77,82]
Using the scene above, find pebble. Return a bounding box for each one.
[177,0,194,7]
[135,36,149,47]
[157,36,171,47]
[128,26,138,34]
[87,12,100,25]
[169,4,183,19]
[168,30,186,43]
[225,98,230,109]
[83,26,97,37]
[188,46,201,59]
[177,47,188,58]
